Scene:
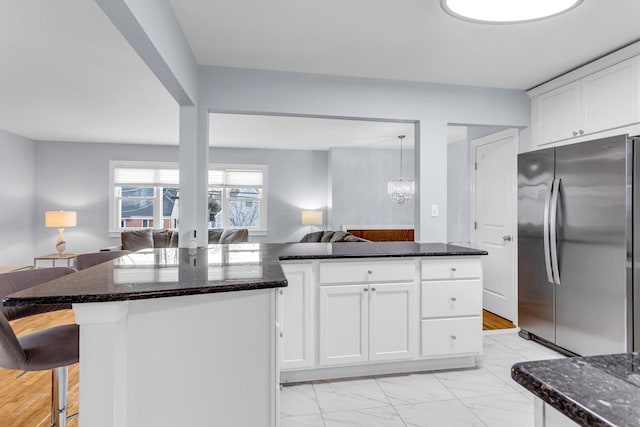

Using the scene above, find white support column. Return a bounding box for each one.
[179,105,209,247]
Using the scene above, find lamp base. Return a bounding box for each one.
[56,228,66,255]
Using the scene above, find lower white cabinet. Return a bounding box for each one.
[421,317,482,357]
[280,263,314,370]
[318,284,369,366]
[318,282,418,366]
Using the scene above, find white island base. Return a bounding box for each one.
[73,289,279,427]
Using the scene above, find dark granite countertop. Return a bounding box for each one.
[3,242,486,306]
[512,353,640,427]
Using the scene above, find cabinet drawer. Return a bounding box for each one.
[421,258,481,281]
[421,280,481,318]
[421,317,482,357]
[319,260,415,284]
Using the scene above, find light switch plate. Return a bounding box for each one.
[431,204,439,217]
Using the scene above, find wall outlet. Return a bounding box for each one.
[431,204,439,217]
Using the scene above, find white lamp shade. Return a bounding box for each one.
[301,210,323,226]
[45,211,77,228]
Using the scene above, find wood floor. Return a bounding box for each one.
[483,309,516,331]
[0,310,78,427]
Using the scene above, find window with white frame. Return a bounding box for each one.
[109,161,267,233]
[208,165,267,233]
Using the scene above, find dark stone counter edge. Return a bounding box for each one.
[2,279,288,306]
[278,250,488,260]
[511,363,614,427]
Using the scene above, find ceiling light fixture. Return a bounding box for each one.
[388,135,415,206]
[441,0,583,24]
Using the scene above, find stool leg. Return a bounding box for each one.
[51,366,68,427]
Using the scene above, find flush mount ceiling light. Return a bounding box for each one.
[441,0,583,24]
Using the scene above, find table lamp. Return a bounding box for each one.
[301,210,323,233]
[45,211,77,254]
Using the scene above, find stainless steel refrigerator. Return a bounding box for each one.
[518,134,639,356]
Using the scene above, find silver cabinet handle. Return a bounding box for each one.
[451,335,457,340]
[279,331,284,338]
[363,288,369,292]
[450,267,457,272]
[279,289,284,295]
[550,178,561,285]
[543,179,554,283]
[572,131,578,136]
[579,129,584,135]
[502,235,512,242]
[450,297,457,302]
[367,270,372,275]
[371,287,376,292]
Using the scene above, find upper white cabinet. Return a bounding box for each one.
[531,56,640,147]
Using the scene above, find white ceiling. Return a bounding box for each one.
[168,0,640,90]
[1,1,640,146]
[210,114,415,150]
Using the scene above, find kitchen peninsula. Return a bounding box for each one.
[3,242,486,427]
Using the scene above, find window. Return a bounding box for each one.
[109,161,267,234]
[208,165,267,233]
[109,162,180,232]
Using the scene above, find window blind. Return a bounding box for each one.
[114,168,179,186]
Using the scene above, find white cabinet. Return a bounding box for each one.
[318,284,369,366]
[280,263,314,369]
[318,282,417,366]
[369,283,417,362]
[531,56,640,147]
[421,258,483,358]
[535,81,581,144]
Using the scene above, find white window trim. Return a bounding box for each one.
[208,163,268,236]
[109,161,268,236]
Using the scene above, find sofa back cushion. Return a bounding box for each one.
[208,229,224,244]
[121,229,154,252]
[153,229,179,248]
[220,229,249,244]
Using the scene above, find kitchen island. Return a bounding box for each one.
[512,353,640,427]
[3,242,486,427]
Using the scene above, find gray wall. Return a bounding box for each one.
[329,147,414,229]
[0,130,35,265]
[198,66,531,242]
[32,141,329,254]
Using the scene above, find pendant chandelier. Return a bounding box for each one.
[387,135,415,205]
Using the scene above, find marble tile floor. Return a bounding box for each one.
[280,332,566,427]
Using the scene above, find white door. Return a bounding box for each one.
[473,129,518,321]
[319,285,368,366]
[280,263,314,370]
[368,283,417,362]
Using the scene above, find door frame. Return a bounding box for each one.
[470,128,519,325]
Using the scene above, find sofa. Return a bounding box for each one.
[103,228,249,252]
[299,230,369,243]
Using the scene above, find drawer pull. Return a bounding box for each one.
[451,335,457,340]
[363,288,369,292]
[279,331,284,338]
[450,267,457,272]
[371,287,377,292]
[279,289,284,295]
[367,270,373,275]
[450,297,457,302]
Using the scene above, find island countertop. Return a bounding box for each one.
[511,353,640,427]
[3,242,486,306]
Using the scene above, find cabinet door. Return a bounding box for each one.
[280,264,314,370]
[369,283,417,362]
[319,285,368,366]
[582,57,640,134]
[537,81,581,145]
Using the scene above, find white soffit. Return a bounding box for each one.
[210,114,415,151]
[0,0,179,144]
[169,0,640,90]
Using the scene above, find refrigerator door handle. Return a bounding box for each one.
[543,178,554,283]
[550,178,562,285]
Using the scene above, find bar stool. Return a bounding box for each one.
[73,250,130,270]
[0,267,78,427]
